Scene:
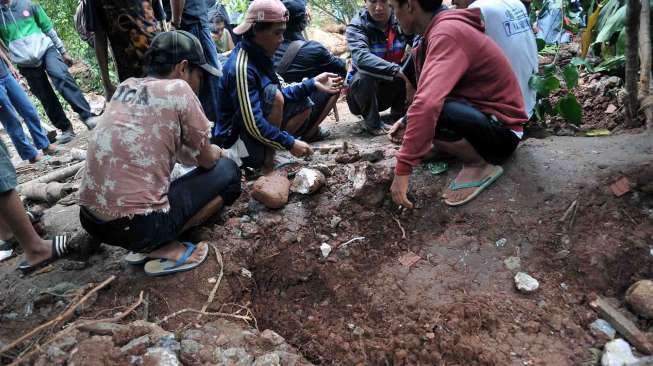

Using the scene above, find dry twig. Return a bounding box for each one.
[0,275,115,357]
[392,215,407,239]
[197,244,225,320]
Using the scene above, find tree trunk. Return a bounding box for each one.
[639,0,652,128]
[625,0,642,126]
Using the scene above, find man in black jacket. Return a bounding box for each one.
[272,0,346,140]
[345,0,411,135]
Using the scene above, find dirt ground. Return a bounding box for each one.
[1,91,652,365]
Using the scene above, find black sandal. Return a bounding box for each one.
[17,235,71,274]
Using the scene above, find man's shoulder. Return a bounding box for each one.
[347,10,368,30]
[221,49,262,80]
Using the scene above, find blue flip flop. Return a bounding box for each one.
[444,166,504,207]
[143,242,208,277]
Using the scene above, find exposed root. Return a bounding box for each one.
[8,290,143,366]
[0,275,116,357]
[156,309,253,326]
[392,215,407,239]
[197,244,225,320]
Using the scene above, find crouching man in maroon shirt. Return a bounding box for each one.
[388,0,528,207]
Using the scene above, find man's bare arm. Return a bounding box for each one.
[94,28,116,100]
[170,0,185,28]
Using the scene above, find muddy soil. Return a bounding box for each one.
[1,97,652,365]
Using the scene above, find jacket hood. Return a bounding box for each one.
[430,8,485,33]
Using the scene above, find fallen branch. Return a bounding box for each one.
[16,161,85,191]
[392,215,407,239]
[18,182,76,204]
[9,290,143,366]
[0,275,116,358]
[590,297,653,355]
[197,244,225,320]
[156,309,252,325]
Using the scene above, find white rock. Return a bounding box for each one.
[291,168,326,194]
[240,268,253,278]
[514,272,539,293]
[601,339,638,366]
[320,243,332,258]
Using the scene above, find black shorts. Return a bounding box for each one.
[435,100,520,164]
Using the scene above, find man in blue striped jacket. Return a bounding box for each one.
[215,0,343,171]
[345,0,412,135]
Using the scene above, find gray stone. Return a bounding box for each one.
[260,329,285,346]
[156,334,181,354]
[79,322,128,336]
[180,339,201,356]
[329,216,342,228]
[601,339,638,366]
[60,259,87,271]
[52,336,77,352]
[42,282,79,296]
[46,345,67,360]
[514,272,539,293]
[253,352,281,366]
[3,312,18,321]
[121,335,151,355]
[360,149,384,163]
[503,256,521,271]
[590,319,616,343]
[144,347,181,366]
[213,347,254,365]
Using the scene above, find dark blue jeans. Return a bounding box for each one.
[18,47,93,131]
[0,73,50,161]
[79,158,242,252]
[183,23,221,125]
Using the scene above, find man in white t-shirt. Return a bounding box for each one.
[453,0,538,118]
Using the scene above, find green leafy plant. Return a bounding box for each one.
[530,0,584,124]
[530,60,583,124]
[580,0,652,72]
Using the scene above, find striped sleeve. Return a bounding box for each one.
[235,49,295,150]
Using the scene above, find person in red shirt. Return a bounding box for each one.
[387,0,528,207]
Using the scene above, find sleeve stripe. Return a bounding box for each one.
[235,49,285,150]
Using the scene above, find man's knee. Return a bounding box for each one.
[208,158,242,205]
[349,73,378,94]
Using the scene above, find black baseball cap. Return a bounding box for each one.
[145,30,222,77]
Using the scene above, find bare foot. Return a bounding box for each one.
[29,152,43,164]
[42,144,58,155]
[147,241,207,263]
[442,163,499,203]
[23,238,53,266]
